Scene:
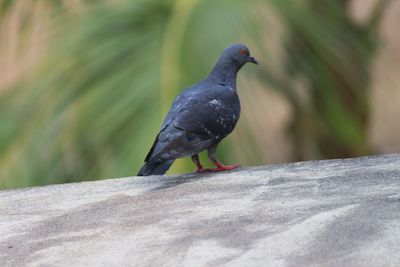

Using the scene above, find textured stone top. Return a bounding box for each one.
[1,154,400,267]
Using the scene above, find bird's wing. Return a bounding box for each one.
[145,84,240,162]
[172,85,240,138]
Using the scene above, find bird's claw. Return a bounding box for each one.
[196,164,240,173]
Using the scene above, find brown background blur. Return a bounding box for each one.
[0,0,399,189]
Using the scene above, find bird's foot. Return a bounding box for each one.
[210,164,240,172]
[196,164,240,173]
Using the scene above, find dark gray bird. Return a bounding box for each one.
[138,44,258,176]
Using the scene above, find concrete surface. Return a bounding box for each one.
[1,154,400,267]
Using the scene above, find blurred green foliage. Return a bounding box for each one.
[0,0,391,189]
[265,0,390,159]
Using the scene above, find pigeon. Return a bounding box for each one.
[137,44,258,176]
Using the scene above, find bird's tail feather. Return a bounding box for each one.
[137,159,174,176]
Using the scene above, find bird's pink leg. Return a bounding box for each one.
[192,155,207,173]
[204,143,240,173]
[192,144,240,173]
[209,159,240,172]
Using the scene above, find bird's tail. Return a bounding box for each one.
[137,159,174,176]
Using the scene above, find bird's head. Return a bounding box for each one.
[219,43,258,67]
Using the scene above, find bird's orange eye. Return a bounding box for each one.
[240,49,247,56]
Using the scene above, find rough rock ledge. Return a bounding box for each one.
[1,154,400,267]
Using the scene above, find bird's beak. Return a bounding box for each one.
[248,56,259,65]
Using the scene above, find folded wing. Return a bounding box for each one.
[144,84,240,162]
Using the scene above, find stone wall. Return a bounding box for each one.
[1,154,400,266]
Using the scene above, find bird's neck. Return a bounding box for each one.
[208,61,242,89]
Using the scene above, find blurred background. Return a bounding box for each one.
[0,0,399,189]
